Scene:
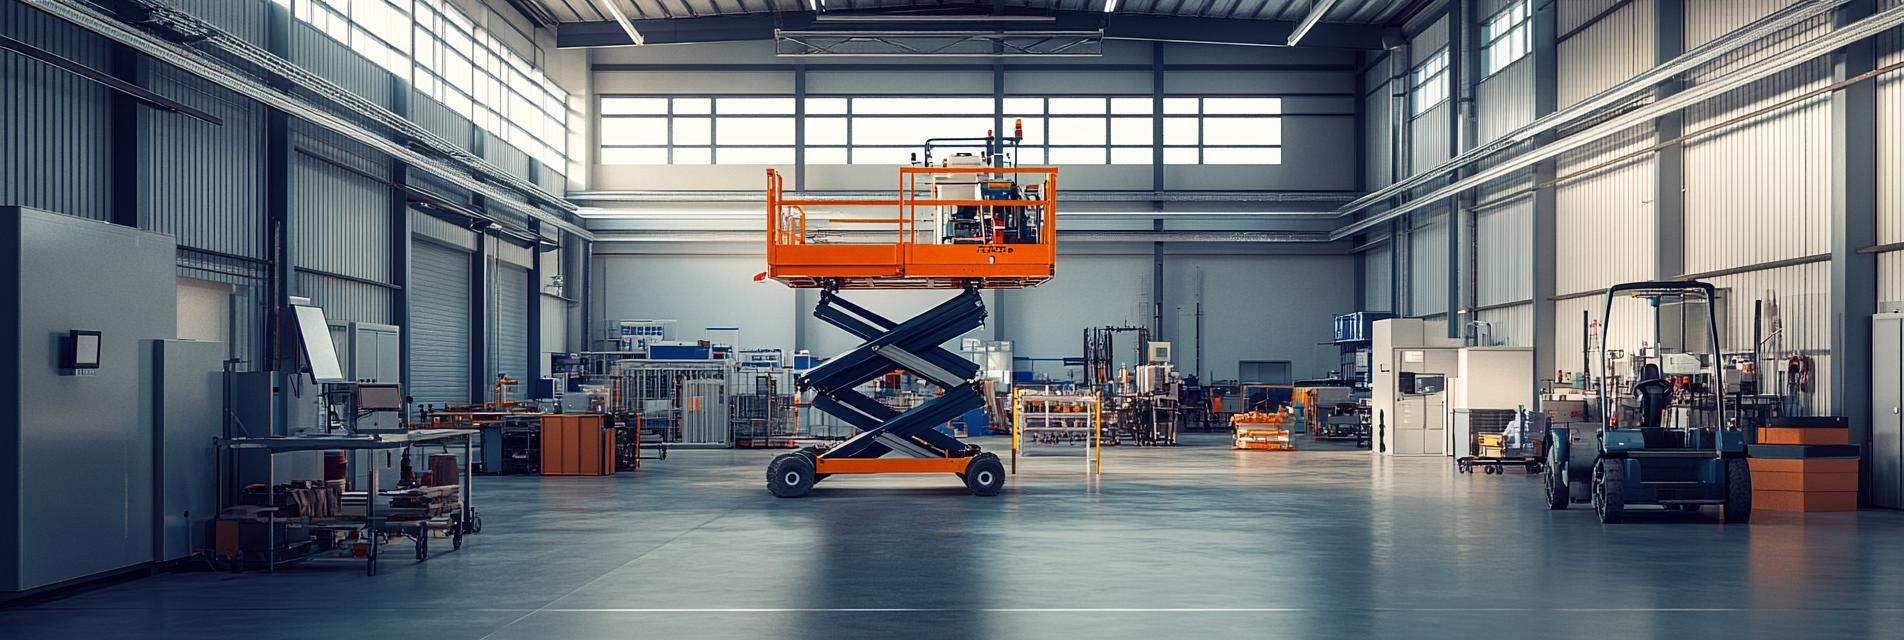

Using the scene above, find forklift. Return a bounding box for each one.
[1544,280,1752,524]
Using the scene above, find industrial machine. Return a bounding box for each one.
[761,128,1056,498]
[1231,411,1296,451]
[1545,281,1752,524]
[1083,327,1182,446]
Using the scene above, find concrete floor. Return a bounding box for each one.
[5,433,1904,639]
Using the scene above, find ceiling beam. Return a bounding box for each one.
[557,9,1389,49]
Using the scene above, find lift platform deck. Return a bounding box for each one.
[761,159,1056,497]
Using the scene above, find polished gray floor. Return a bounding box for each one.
[5,433,1903,639]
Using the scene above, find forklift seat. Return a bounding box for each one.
[1635,363,1673,430]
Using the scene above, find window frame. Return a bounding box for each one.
[1480,0,1533,78]
[1411,48,1451,117]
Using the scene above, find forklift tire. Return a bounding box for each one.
[767,453,816,498]
[416,534,428,561]
[1723,458,1753,524]
[1595,459,1625,524]
[964,453,1006,496]
[1545,461,1570,510]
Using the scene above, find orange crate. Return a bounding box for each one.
[1757,427,1849,446]
[1747,457,1858,474]
[1751,470,1859,492]
[540,414,614,476]
[1752,489,1857,512]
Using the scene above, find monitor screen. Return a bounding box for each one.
[72,332,101,368]
[357,384,404,411]
[292,305,346,383]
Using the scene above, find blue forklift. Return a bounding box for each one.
[1544,280,1752,524]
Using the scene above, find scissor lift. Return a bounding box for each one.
[761,147,1056,498]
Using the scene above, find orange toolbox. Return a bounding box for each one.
[1757,428,1849,446]
[540,414,616,476]
[1747,441,1859,512]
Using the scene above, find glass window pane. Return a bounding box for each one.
[716,117,795,145]
[717,147,795,165]
[1110,147,1152,165]
[1163,117,1198,145]
[1202,147,1282,165]
[1163,147,1199,164]
[1201,118,1281,145]
[673,117,712,145]
[1110,97,1153,114]
[672,147,712,164]
[808,117,848,145]
[1164,97,1199,114]
[806,97,848,114]
[854,97,992,114]
[850,147,915,165]
[1048,117,1106,145]
[852,117,993,146]
[807,147,849,164]
[717,97,795,114]
[1014,117,1044,146]
[600,117,667,145]
[1111,117,1152,146]
[1048,97,1106,114]
[674,97,712,114]
[1202,97,1281,115]
[1003,97,1044,115]
[1015,147,1045,165]
[600,147,667,164]
[1047,147,1106,165]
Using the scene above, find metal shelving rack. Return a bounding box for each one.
[1011,389,1102,476]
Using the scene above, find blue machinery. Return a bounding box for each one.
[765,288,1007,497]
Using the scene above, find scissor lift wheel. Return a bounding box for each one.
[767,452,818,498]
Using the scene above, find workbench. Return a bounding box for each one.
[217,429,478,575]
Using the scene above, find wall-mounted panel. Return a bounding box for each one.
[141,66,264,258]
[0,2,114,220]
[1555,124,1656,294]
[1683,61,1832,274]
[1557,0,1655,109]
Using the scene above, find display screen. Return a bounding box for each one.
[72,332,101,368]
[292,305,346,383]
[357,384,403,411]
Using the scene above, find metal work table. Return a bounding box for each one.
[217,429,479,575]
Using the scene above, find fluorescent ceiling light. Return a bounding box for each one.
[1287,0,1339,46]
[1104,0,1119,13]
[598,0,645,46]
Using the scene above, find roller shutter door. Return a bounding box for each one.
[412,241,472,406]
[491,263,530,383]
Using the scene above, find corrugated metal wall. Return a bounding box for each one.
[1557,0,1655,108]
[411,93,476,151]
[1682,61,1833,274]
[491,263,531,382]
[482,132,532,182]
[412,240,473,405]
[160,0,271,45]
[1554,123,1657,296]
[140,66,265,258]
[1409,211,1450,316]
[1475,303,1533,347]
[1363,60,1395,190]
[1410,103,1454,171]
[1703,262,1834,413]
[291,126,397,325]
[1554,294,1658,379]
[1686,0,1805,50]
[1364,242,1394,311]
[1874,26,1903,302]
[1,1,115,220]
[1476,58,1536,144]
[1559,0,1627,34]
[1475,175,1534,308]
[289,22,395,109]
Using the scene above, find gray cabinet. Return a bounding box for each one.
[1873,314,1904,509]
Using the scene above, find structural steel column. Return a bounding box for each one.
[527,221,544,383]
[1830,0,1879,503]
[1653,0,1687,280]
[1530,0,1559,397]
[1448,0,1473,339]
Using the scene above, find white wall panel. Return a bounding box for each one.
[1410,103,1453,171]
[1701,262,1833,414]
[1686,0,1804,50]
[1411,15,1450,56]
[1555,124,1657,294]
[1559,0,1626,35]
[1364,63,1396,189]
[593,253,799,353]
[1552,295,1657,380]
[1683,61,1832,274]
[1557,0,1655,108]
[1165,254,1355,381]
[1475,188,1534,306]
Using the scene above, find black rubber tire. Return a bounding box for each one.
[415,534,428,561]
[1545,457,1570,510]
[1723,457,1753,524]
[1526,462,1544,474]
[767,453,816,498]
[964,453,1006,496]
[1458,460,1472,474]
[1595,459,1625,524]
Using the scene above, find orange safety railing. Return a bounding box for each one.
[765,166,1058,289]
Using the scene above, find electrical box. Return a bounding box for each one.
[1146,341,1172,364]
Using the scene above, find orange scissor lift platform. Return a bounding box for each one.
[761,165,1056,497]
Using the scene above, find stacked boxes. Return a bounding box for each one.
[1748,417,1858,512]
